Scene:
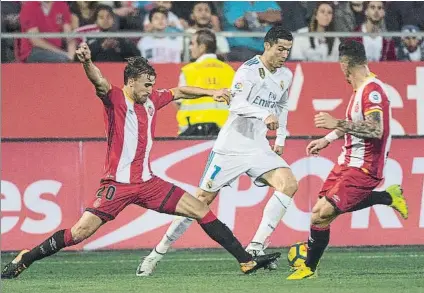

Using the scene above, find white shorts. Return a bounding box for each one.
[199,150,290,192]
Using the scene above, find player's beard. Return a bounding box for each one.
[134,94,148,104]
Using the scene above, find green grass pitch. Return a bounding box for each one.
[2,247,424,293]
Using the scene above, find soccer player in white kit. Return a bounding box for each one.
[137,26,298,276]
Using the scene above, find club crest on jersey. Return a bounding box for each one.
[259,68,265,79]
[369,91,382,104]
[280,81,284,90]
[148,105,154,116]
[234,82,243,90]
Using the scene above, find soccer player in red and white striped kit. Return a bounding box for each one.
[1,43,280,279]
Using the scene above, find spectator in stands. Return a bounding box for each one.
[18,1,76,63]
[334,2,365,34]
[137,7,184,63]
[396,25,424,61]
[222,1,282,61]
[87,5,140,62]
[94,2,140,31]
[185,2,230,60]
[278,2,308,32]
[350,1,396,61]
[385,2,424,32]
[177,29,235,136]
[290,2,340,62]
[1,1,21,62]
[140,1,186,32]
[70,1,97,29]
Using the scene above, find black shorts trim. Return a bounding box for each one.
[85,208,115,222]
[158,185,176,212]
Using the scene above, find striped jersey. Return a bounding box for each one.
[338,76,392,179]
[101,86,174,183]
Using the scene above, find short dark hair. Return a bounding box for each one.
[124,57,156,85]
[264,26,293,46]
[363,1,386,11]
[93,4,114,22]
[149,6,168,22]
[195,29,217,54]
[192,1,212,11]
[338,40,367,67]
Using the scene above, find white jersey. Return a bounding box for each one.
[213,55,293,155]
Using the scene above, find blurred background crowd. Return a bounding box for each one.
[2,1,424,63]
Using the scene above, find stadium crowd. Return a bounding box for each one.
[2,1,424,63]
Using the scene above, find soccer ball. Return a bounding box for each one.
[287,242,308,268]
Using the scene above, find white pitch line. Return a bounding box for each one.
[357,254,424,259]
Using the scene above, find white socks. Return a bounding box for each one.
[248,191,292,249]
[154,217,194,254]
[151,191,292,256]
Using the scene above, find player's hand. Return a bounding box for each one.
[314,112,339,129]
[273,145,284,156]
[76,43,91,63]
[306,138,330,156]
[212,89,231,104]
[264,114,279,130]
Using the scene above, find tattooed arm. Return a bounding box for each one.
[336,110,383,139]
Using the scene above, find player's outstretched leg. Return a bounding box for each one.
[1,212,103,279]
[287,197,335,280]
[347,185,408,219]
[247,168,298,270]
[174,192,281,274]
[137,189,218,277]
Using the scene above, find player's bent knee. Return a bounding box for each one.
[71,223,97,243]
[273,173,298,196]
[177,194,210,220]
[190,202,210,220]
[310,212,324,226]
[318,201,337,220]
[70,212,102,243]
[283,178,299,197]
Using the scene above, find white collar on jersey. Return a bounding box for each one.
[196,53,218,63]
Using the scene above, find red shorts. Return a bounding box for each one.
[86,176,185,222]
[318,165,382,213]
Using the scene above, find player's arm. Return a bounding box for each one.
[336,110,383,139]
[275,93,289,146]
[170,87,231,104]
[75,43,111,97]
